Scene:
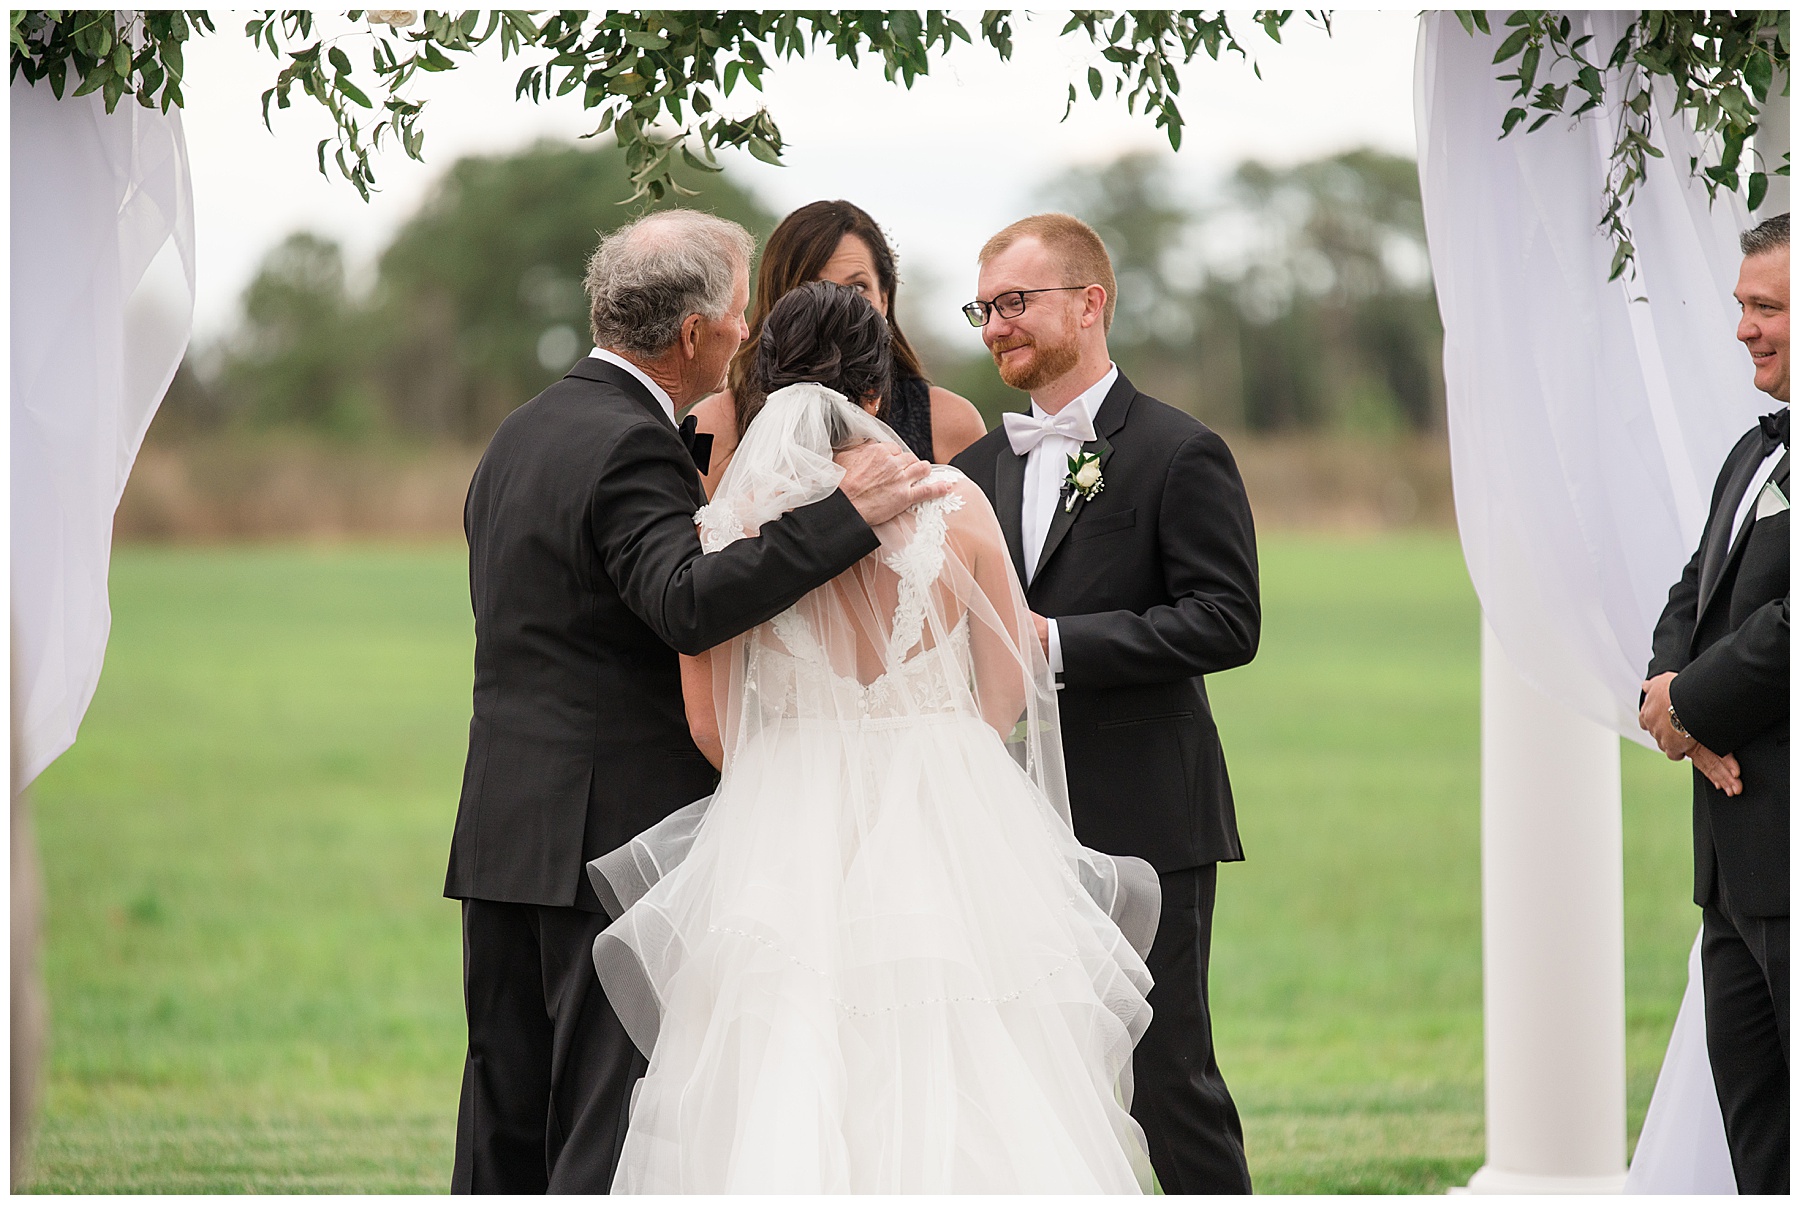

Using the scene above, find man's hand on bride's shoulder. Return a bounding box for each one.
[836,442,955,527]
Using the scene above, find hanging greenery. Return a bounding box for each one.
[1460,10,1790,280]
[9,9,1324,203]
[10,10,214,112]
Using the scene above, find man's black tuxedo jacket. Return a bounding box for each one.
[1648,421,1789,917]
[445,358,880,910]
[953,373,1260,872]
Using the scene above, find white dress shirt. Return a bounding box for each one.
[589,346,677,426]
[1021,363,1118,677]
[1728,442,1786,550]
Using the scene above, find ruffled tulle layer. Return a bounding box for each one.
[591,713,1159,1193]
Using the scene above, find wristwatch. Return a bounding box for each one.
[1668,704,1691,740]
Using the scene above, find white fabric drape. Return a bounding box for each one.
[11,78,196,788]
[1416,12,1748,1193]
[1416,10,1765,746]
[1623,929,1736,1193]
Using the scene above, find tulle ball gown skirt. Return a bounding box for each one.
[591,712,1159,1193]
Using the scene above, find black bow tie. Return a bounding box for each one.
[678,413,713,475]
[1759,407,1789,451]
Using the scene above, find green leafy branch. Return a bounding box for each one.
[10,10,214,112]
[1458,10,1790,281]
[242,11,545,201]
[509,10,1321,199]
[10,10,1327,205]
[510,10,982,199]
[1060,10,1330,152]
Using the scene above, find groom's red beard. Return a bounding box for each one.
[989,332,1081,392]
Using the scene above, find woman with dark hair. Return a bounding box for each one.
[686,199,987,495]
[588,277,1159,1192]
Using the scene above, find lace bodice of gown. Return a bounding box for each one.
[752,614,972,722]
[750,489,970,724]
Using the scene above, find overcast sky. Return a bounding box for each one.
[179,9,1421,346]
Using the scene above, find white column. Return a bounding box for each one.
[1464,621,1627,1194]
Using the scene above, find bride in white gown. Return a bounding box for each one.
[588,282,1161,1193]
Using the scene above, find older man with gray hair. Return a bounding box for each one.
[445,208,943,1193]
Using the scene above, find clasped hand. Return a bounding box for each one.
[1639,671,1742,796]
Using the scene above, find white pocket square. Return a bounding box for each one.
[1755,478,1789,520]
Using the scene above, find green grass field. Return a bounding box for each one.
[22,536,1696,1193]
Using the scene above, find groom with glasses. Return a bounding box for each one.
[954,213,1261,1193]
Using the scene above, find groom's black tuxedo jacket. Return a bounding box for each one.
[1648,417,1789,918]
[445,357,880,911]
[953,373,1260,873]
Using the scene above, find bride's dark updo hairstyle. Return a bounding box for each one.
[745,280,892,448]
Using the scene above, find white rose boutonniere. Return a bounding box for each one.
[1063,451,1104,512]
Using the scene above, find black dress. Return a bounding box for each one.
[887,374,935,463]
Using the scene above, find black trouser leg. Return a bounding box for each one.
[1130,864,1252,1194]
[454,900,554,1194]
[540,906,648,1193]
[452,900,645,1194]
[1702,900,1789,1195]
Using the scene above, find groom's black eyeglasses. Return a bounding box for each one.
[961,286,1094,328]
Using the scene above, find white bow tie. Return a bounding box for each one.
[1004,406,1096,456]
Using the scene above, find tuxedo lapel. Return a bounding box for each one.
[1033,434,1115,581]
[1698,440,1777,621]
[1700,449,1790,629]
[994,441,1029,588]
[1030,375,1135,585]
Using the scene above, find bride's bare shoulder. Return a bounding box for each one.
[931,469,1004,542]
[932,465,985,501]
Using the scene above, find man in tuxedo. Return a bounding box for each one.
[1640,211,1789,1194]
[445,209,944,1193]
[952,214,1260,1193]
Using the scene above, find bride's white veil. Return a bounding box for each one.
[591,380,1159,1063]
[693,381,868,554]
[697,380,1080,827]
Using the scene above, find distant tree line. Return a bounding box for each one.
[160,141,774,443]
[160,139,1444,445]
[1033,147,1445,434]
